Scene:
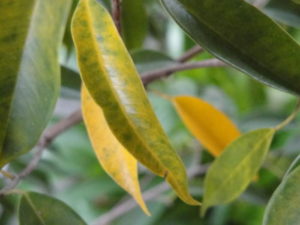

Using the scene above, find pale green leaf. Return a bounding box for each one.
[202,128,275,215]
[263,163,300,225]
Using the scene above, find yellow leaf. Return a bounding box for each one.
[81,87,149,215]
[72,0,199,205]
[172,96,241,156]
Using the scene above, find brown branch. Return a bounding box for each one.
[0,109,82,196]
[111,0,122,33]
[141,58,226,86]
[92,163,209,225]
[177,46,204,63]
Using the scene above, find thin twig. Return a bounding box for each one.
[92,164,209,225]
[0,109,82,196]
[274,99,300,131]
[177,46,204,63]
[142,59,226,85]
[111,0,122,33]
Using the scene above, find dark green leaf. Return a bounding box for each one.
[121,0,148,50]
[202,128,275,215]
[61,65,81,90]
[0,0,72,167]
[161,0,300,95]
[264,0,300,28]
[19,192,87,225]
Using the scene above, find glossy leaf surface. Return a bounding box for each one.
[72,0,199,205]
[82,87,149,215]
[263,164,300,225]
[172,96,240,156]
[264,0,300,28]
[202,128,275,215]
[19,192,87,225]
[121,0,148,50]
[161,0,300,95]
[0,0,71,167]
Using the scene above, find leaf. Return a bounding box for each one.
[121,0,148,50]
[81,86,149,215]
[264,0,300,28]
[263,164,300,225]
[71,0,199,205]
[0,0,72,167]
[61,65,81,90]
[202,128,275,215]
[19,192,87,225]
[161,0,300,95]
[172,96,241,156]
[131,49,178,74]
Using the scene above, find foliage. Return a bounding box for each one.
[1,0,300,224]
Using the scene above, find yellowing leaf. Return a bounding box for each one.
[72,0,199,205]
[172,96,240,156]
[81,87,149,215]
[202,128,275,215]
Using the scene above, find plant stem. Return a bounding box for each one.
[274,99,300,131]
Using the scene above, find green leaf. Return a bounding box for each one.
[131,49,177,74]
[263,163,300,225]
[61,65,81,90]
[19,192,87,225]
[264,0,300,28]
[0,0,72,167]
[121,0,148,50]
[161,0,300,95]
[71,0,199,205]
[202,128,275,215]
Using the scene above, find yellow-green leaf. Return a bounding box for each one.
[81,87,149,215]
[0,0,72,167]
[202,128,275,215]
[172,96,241,156]
[71,0,199,206]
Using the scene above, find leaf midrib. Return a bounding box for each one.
[23,193,47,225]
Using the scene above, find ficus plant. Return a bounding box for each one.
[1,0,300,224]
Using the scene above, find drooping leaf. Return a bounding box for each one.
[172,96,240,156]
[0,0,72,167]
[81,87,149,215]
[263,163,300,225]
[202,128,275,215]
[72,0,199,205]
[264,0,300,28]
[121,0,148,50]
[19,192,87,225]
[131,49,178,74]
[161,0,300,95]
